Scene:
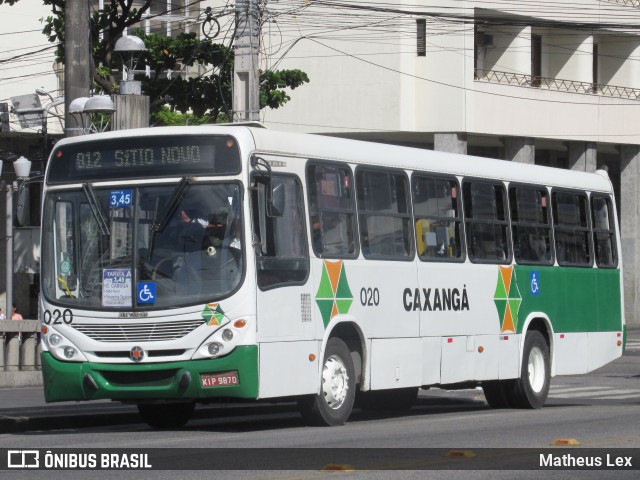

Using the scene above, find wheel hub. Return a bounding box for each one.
[528,346,546,393]
[322,355,349,410]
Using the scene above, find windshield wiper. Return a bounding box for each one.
[152,177,192,233]
[82,183,110,236]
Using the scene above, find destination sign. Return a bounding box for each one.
[47,135,240,183]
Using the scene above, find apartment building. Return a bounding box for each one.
[260,0,640,326]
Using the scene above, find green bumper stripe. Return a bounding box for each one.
[41,345,258,403]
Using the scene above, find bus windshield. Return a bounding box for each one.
[41,182,243,310]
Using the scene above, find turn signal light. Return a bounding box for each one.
[234,319,247,328]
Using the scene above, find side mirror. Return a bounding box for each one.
[16,177,43,227]
[268,180,285,217]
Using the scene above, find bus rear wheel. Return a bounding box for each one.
[137,401,195,429]
[483,331,550,409]
[298,337,356,426]
[482,380,514,409]
[511,330,550,408]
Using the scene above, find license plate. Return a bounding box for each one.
[200,371,239,388]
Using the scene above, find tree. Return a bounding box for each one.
[0,0,309,123]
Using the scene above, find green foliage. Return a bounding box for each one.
[151,106,213,126]
[260,70,310,109]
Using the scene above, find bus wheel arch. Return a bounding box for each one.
[298,320,365,426]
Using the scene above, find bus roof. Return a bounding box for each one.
[50,125,613,194]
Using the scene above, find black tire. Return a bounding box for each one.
[510,330,550,409]
[137,402,195,429]
[298,337,356,426]
[357,387,418,412]
[482,380,515,409]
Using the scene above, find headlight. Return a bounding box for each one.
[64,346,76,359]
[49,334,62,346]
[208,343,223,356]
[222,329,234,342]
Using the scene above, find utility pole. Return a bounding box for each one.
[233,0,260,122]
[65,0,91,137]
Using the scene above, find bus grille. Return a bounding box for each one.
[72,319,204,342]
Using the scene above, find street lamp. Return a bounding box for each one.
[34,87,64,159]
[114,35,147,95]
[68,96,116,134]
[1,156,32,320]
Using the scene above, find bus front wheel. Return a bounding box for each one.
[298,337,356,426]
[137,402,195,429]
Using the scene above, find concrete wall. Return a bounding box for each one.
[0,320,42,388]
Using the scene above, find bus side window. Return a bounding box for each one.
[591,195,617,268]
[412,174,463,262]
[307,163,358,258]
[463,181,510,264]
[509,185,553,265]
[251,174,309,289]
[552,191,592,267]
[356,168,413,259]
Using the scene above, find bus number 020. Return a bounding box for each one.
[360,287,380,306]
[43,309,74,325]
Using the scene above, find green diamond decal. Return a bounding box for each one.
[493,266,522,333]
[315,260,353,327]
[202,303,225,326]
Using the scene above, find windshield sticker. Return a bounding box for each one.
[102,268,133,308]
[315,260,353,327]
[109,189,132,208]
[137,281,156,304]
[494,266,522,334]
[202,303,225,326]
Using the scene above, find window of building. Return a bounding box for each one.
[307,163,358,258]
[416,19,426,57]
[412,174,463,261]
[531,34,542,87]
[356,168,413,260]
[591,195,617,268]
[552,191,592,267]
[509,185,553,265]
[463,180,510,263]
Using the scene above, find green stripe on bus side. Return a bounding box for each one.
[41,345,259,403]
[514,266,622,334]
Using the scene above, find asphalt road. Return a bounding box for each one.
[1,330,639,479]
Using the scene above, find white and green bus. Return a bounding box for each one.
[40,125,625,427]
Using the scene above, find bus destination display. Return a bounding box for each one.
[47,135,240,183]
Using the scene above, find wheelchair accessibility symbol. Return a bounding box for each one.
[137,282,156,304]
[530,271,540,296]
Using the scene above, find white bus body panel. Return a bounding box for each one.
[258,340,320,398]
[553,332,589,375]
[369,338,423,390]
[587,331,622,372]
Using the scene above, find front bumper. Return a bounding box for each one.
[41,345,258,403]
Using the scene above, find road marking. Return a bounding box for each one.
[549,386,640,399]
[625,339,640,350]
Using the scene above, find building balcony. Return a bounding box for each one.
[475,69,640,101]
